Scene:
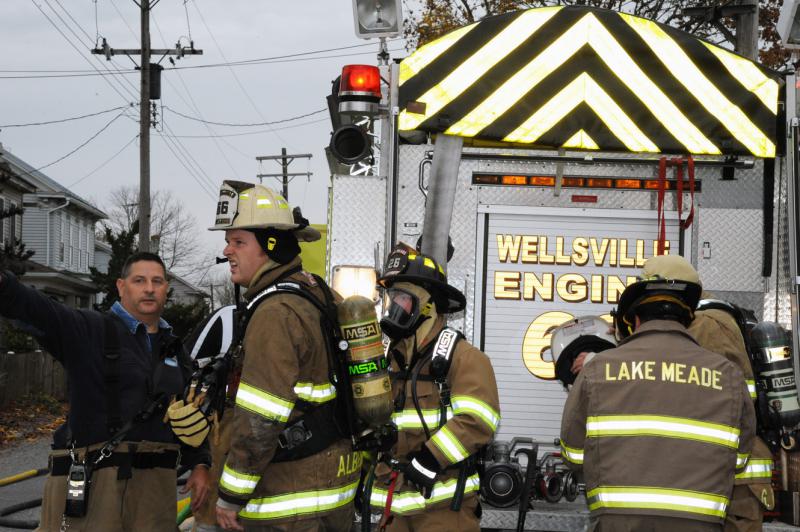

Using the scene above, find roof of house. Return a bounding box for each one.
[0,144,107,219]
[168,272,209,299]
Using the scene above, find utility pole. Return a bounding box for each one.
[735,0,759,61]
[92,1,202,252]
[256,150,312,201]
[683,2,759,61]
[140,0,151,251]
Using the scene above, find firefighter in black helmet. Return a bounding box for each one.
[369,245,500,531]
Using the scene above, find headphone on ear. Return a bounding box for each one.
[252,228,301,264]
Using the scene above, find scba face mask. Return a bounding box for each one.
[380,284,435,341]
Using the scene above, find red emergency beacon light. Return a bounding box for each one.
[339,64,381,116]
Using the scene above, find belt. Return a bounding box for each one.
[49,450,180,476]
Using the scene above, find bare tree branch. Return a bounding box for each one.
[102,185,201,276]
[404,0,788,69]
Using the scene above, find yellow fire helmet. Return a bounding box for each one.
[208,180,320,242]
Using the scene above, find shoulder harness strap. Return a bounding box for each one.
[429,327,462,384]
[102,314,123,435]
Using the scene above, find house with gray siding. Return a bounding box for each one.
[0,156,35,248]
[0,144,106,308]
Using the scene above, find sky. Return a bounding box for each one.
[0,0,405,282]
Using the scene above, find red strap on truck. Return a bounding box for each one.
[656,157,668,255]
[656,156,695,255]
[677,156,695,229]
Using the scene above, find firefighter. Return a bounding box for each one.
[560,268,756,531]
[0,253,211,531]
[640,255,774,532]
[370,244,501,531]
[207,181,358,532]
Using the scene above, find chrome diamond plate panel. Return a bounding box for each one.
[696,209,764,293]
[712,291,767,322]
[763,158,793,328]
[396,144,478,336]
[481,504,589,531]
[328,174,386,275]
[699,159,763,210]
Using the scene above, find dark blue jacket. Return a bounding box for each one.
[0,271,209,468]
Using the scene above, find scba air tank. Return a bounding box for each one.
[751,321,800,428]
[338,296,393,428]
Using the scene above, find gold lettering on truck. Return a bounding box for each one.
[495,272,520,299]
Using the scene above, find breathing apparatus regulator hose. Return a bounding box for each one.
[411,352,433,440]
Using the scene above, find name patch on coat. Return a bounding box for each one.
[604,361,722,390]
[337,451,363,477]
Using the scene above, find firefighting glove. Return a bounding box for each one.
[167,399,210,447]
[403,445,440,499]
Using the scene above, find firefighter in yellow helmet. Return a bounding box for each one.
[200,181,358,532]
[640,255,774,532]
[560,265,756,531]
[368,244,501,531]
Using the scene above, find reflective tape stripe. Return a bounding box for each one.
[746,380,757,400]
[370,474,480,514]
[451,395,500,432]
[220,464,260,495]
[563,129,599,150]
[392,408,453,430]
[735,458,773,480]
[560,439,584,465]
[293,382,337,403]
[701,42,778,114]
[256,197,273,208]
[448,12,715,155]
[621,13,775,158]
[586,415,740,449]
[737,453,750,469]
[587,486,728,518]
[504,72,658,151]
[399,24,477,86]
[398,8,559,132]
[431,426,469,464]
[240,481,359,520]
[235,382,294,422]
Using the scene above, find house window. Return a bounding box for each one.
[60,212,67,266]
[9,201,17,245]
[0,197,5,244]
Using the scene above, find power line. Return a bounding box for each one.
[44,0,140,101]
[67,133,140,188]
[163,106,326,127]
[167,118,328,138]
[0,105,130,128]
[0,42,404,78]
[52,0,95,44]
[29,0,134,103]
[172,40,403,69]
[151,13,238,178]
[156,131,216,199]
[190,0,288,146]
[13,111,127,179]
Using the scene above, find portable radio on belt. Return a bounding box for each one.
[64,460,91,517]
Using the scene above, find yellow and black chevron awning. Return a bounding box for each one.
[398,6,781,158]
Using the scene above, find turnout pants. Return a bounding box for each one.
[36,441,179,532]
[194,412,235,529]
[239,506,354,532]
[725,484,769,532]
[384,496,479,532]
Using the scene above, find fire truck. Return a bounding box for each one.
[324,3,800,529]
